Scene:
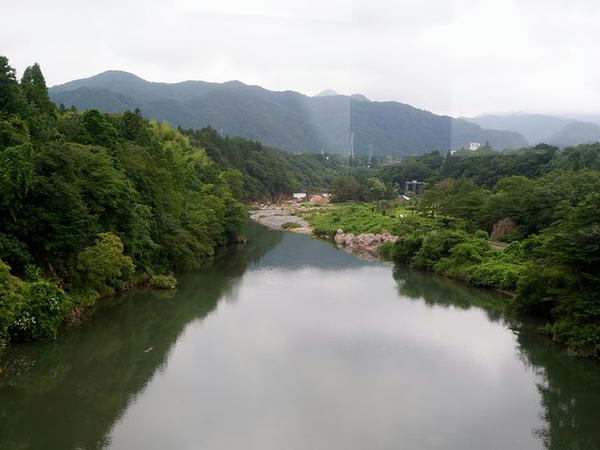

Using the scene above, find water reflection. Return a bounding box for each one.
[0,223,281,449]
[0,225,598,449]
[392,265,600,450]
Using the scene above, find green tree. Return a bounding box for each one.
[20,63,54,116]
[77,233,135,294]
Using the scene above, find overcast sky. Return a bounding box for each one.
[3,0,600,117]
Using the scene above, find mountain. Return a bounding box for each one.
[314,89,339,97]
[546,121,600,147]
[464,113,573,145]
[465,113,600,147]
[50,71,527,156]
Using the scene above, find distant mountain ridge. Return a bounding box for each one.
[547,121,600,147]
[465,113,600,147]
[50,71,527,156]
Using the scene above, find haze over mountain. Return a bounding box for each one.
[50,70,527,156]
[465,113,600,147]
[314,89,339,97]
[546,121,600,148]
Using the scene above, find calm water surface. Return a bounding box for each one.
[1,223,599,449]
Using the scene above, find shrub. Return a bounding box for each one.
[9,281,69,341]
[390,231,425,262]
[281,222,302,229]
[514,263,571,315]
[411,230,468,270]
[549,297,600,357]
[467,259,524,290]
[379,242,395,260]
[149,274,178,289]
[0,259,26,345]
[77,232,135,295]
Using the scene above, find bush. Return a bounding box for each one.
[149,274,178,289]
[9,281,69,341]
[467,259,524,290]
[514,263,570,315]
[303,203,398,236]
[0,259,26,345]
[76,232,135,295]
[390,231,425,262]
[543,291,600,357]
[281,222,302,229]
[411,230,468,270]
[379,242,395,260]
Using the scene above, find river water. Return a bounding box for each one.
[1,223,599,449]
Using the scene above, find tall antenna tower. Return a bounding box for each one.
[349,132,355,158]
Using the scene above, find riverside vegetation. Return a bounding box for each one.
[308,146,600,357]
[0,57,373,347]
[2,55,599,359]
[0,57,250,347]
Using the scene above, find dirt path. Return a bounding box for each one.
[489,240,509,250]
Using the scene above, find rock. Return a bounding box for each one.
[491,217,517,239]
[334,229,346,246]
[334,229,398,258]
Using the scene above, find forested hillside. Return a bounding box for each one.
[180,127,345,200]
[49,70,527,156]
[0,57,247,346]
[379,143,600,188]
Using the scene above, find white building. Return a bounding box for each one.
[469,142,481,151]
[292,193,307,200]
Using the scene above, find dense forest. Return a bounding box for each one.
[180,127,345,200]
[0,57,248,346]
[334,146,600,357]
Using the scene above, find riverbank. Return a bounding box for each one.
[249,203,399,259]
[255,200,599,358]
[249,207,312,234]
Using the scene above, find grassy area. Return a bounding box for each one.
[281,221,303,229]
[299,202,411,236]
[149,274,178,289]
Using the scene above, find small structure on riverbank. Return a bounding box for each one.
[404,180,426,196]
[292,193,307,200]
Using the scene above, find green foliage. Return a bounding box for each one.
[281,222,302,229]
[302,203,400,236]
[0,57,247,343]
[149,274,177,289]
[468,259,525,290]
[411,229,469,270]
[0,260,26,345]
[76,233,135,295]
[8,281,68,341]
[182,126,345,201]
[330,175,396,202]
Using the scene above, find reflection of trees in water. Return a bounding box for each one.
[518,331,600,450]
[392,265,508,324]
[393,264,600,450]
[0,222,282,450]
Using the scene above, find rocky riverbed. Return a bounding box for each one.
[249,208,312,234]
[333,229,398,259]
[249,206,398,259]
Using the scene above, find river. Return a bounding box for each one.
[0,223,599,449]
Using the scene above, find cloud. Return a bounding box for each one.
[2,0,599,116]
